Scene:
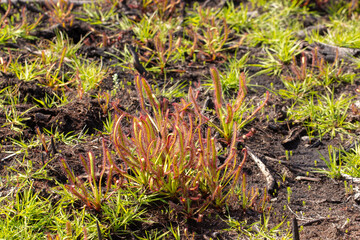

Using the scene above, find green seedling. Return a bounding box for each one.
[307,17,360,49]
[32,31,84,88]
[0,2,41,45]
[106,45,133,71]
[155,79,188,101]
[10,151,53,179]
[287,187,292,203]
[220,52,250,93]
[278,59,316,103]
[77,1,118,26]
[0,182,50,239]
[100,112,116,135]
[335,143,360,178]
[9,57,47,82]
[43,31,83,63]
[288,93,358,139]
[219,2,253,33]
[252,43,301,77]
[228,211,292,239]
[131,13,159,43]
[314,145,342,179]
[168,224,181,240]
[2,105,32,134]
[310,49,353,86]
[135,229,169,240]
[1,88,34,134]
[269,35,302,65]
[100,188,150,234]
[43,45,68,88]
[33,92,69,109]
[0,178,99,239]
[43,126,86,146]
[70,57,108,93]
[344,180,354,195]
[4,136,40,161]
[245,1,307,77]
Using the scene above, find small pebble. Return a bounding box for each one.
[354,193,360,204]
[301,136,310,142]
[354,100,360,109]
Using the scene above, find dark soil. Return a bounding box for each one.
[1,0,360,239]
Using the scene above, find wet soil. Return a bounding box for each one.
[1,0,360,239]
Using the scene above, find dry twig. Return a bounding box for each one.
[246,146,275,193]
